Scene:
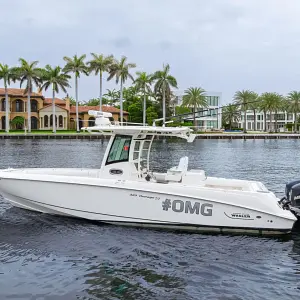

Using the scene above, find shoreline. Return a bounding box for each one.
[1,133,300,140]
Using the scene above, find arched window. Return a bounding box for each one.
[50,115,57,127]
[1,99,5,111]
[31,100,38,112]
[1,116,5,130]
[59,115,63,128]
[44,115,49,127]
[15,99,24,112]
[88,117,95,127]
[31,116,38,130]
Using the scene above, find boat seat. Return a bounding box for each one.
[168,156,189,174]
[165,156,189,182]
[152,157,189,183]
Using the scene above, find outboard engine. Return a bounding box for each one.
[284,180,300,217]
[285,180,300,200]
[290,183,300,208]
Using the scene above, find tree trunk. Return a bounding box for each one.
[99,71,102,112]
[120,80,123,125]
[75,75,79,132]
[27,79,31,133]
[243,110,247,133]
[52,85,56,133]
[193,104,196,128]
[275,110,278,133]
[294,112,297,133]
[264,110,267,132]
[253,109,256,131]
[143,88,146,126]
[5,83,9,133]
[162,87,166,127]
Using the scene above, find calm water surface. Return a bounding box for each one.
[1,139,300,299]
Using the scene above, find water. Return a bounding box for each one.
[1,139,300,300]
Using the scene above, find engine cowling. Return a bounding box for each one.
[290,183,300,208]
[285,180,300,201]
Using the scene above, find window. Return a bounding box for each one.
[15,100,23,112]
[1,99,5,111]
[59,115,63,127]
[31,100,38,112]
[106,135,132,165]
[44,115,49,127]
[276,114,285,120]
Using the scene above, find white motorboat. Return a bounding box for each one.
[0,111,298,236]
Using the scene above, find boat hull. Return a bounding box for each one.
[0,170,297,236]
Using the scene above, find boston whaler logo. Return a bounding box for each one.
[162,199,213,216]
[224,212,254,220]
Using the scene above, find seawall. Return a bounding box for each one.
[1,133,300,140]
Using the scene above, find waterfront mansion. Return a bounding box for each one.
[0,88,127,131]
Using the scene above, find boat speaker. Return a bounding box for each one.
[290,183,300,208]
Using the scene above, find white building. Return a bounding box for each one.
[238,111,296,131]
[174,91,222,130]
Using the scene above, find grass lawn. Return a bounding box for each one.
[0,130,89,135]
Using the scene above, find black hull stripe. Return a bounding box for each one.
[104,221,292,234]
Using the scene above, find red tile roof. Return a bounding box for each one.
[0,88,44,98]
[44,98,66,105]
[69,105,128,114]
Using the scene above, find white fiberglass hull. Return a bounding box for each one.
[0,168,297,236]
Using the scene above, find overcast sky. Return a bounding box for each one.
[1,0,300,105]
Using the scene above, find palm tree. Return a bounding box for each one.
[152,64,177,126]
[222,103,241,130]
[107,56,136,124]
[39,65,71,133]
[233,90,257,133]
[87,54,114,112]
[63,54,88,132]
[247,92,259,131]
[0,64,17,132]
[269,92,284,133]
[182,87,208,127]
[14,58,43,133]
[287,91,300,133]
[134,72,153,125]
[103,89,119,106]
[259,92,283,132]
[259,93,272,132]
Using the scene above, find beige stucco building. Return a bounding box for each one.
[0,88,128,130]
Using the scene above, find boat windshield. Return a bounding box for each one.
[106,135,132,165]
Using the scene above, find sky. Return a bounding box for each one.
[1,0,300,105]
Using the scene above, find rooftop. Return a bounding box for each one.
[44,98,66,105]
[0,88,44,98]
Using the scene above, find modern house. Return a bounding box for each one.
[237,110,296,131]
[0,88,128,130]
[173,91,222,130]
